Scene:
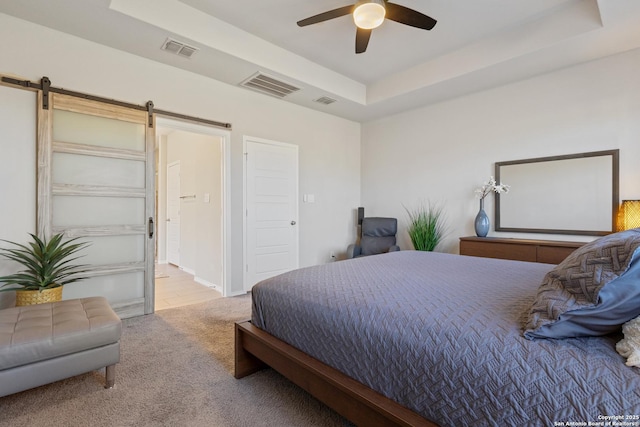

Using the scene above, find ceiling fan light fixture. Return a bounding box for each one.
[353,0,386,30]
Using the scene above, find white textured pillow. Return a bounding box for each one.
[616,315,640,367]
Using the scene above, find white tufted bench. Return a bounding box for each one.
[0,296,121,397]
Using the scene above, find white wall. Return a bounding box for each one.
[362,48,640,253]
[0,86,36,309]
[156,135,168,263]
[0,13,361,296]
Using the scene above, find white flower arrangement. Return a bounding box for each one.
[475,176,510,200]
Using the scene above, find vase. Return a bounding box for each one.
[15,286,63,306]
[474,199,490,237]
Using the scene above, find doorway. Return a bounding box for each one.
[155,117,231,304]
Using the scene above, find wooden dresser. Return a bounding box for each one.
[459,236,585,264]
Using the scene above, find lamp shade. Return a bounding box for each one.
[353,0,386,29]
[619,200,640,231]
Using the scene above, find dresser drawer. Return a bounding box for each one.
[459,237,584,264]
[460,240,536,262]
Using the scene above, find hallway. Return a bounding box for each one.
[154,264,222,311]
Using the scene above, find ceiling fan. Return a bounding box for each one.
[297,0,437,54]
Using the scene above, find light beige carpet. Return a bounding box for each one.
[0,294,351,427]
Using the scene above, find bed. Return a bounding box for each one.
[235,230,640,426]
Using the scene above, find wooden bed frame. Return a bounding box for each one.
[234,320,438,427]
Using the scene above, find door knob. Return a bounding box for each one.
[291,221,296,225]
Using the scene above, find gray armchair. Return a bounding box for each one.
[347,217,400,258]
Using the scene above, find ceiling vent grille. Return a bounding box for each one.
[313,96,337,105]
[161,38,198,58]
[240,72,300,98]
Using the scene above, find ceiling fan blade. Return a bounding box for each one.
[385,3,437,30]
[297,5,354,27]
[355,28,372,54]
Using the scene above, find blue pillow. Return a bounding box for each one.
[524,228,640,339]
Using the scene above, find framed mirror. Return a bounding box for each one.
[495,150,619,236]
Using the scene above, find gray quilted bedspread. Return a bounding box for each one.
[251,251,640,426]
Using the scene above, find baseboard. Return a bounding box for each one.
[180,266,195,275]
[227,290,249,297]
[194,276,222,293]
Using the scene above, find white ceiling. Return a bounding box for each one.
[2,0,640,122]
[180,0,569,84]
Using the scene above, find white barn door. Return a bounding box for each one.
[38,92,155,317]
[244,137,298,291]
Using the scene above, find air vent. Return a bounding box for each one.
[313,96,337,105]
[240,72,300,99]
[161,38,198,58]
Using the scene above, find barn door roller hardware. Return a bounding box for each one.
[146,101,154,128]
[41,77,51,110]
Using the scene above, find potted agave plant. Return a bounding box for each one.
[0,233,90,306]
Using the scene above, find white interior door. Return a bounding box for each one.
[167,161,181,266]
[38,92,155,318]
[244,137,298,290]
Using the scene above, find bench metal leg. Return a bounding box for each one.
[105,364,116,389]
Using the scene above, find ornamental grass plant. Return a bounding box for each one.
[0,233,90,292]
[404,202,447,252]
